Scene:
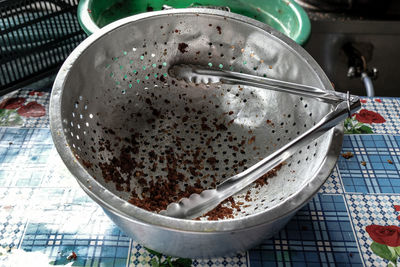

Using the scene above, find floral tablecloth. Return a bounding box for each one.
[0,89,400,266]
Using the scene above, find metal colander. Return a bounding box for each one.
[50,9,342,258]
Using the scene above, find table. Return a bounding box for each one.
[0,89,399,266]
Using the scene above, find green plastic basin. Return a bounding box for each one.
[78,0,311,45]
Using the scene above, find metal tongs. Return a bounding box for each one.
[160,64,361,219]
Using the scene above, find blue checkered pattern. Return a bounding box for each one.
[320,167,343,194]
[249,194,363,267]
[20,192,130,267]
[338,135,400,194]
[0,188,34,250]
[0,128,130,267]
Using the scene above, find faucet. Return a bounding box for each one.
[343,42,378,97]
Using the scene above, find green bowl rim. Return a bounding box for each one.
[77,0,310,45]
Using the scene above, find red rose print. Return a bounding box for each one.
[394,205,400,221]
[17,102,46,117]
[0,97,26,109]
[360,99,367,104]
[366,225,400,247]
[354,109,386,124]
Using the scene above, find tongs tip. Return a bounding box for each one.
[169,64,222,85]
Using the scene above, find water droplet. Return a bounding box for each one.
[142,66,146,70]
[152,63,156,68]
[133,70,137,74]
[129,60,134,64]
[145,76,149,80]
[163,73,168,77]
[162,62,167,66]
[121,89,126,94]
[119,65,123,70]
[208,62,213,67]
[123,51,127,55]
[110,72,114,77]
[132,47,137,51]
[219,64,223,69]
[137,79,140,83]
[243,61,247,65]
[129,83,133,88]
[151,53,155,57]
[140,56,144,60]
[154,74,158,78]
[124,74,128,79]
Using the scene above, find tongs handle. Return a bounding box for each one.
[162,65,361,219]
[170,65,350,104]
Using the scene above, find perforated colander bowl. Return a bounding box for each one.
[50,9,343,258]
